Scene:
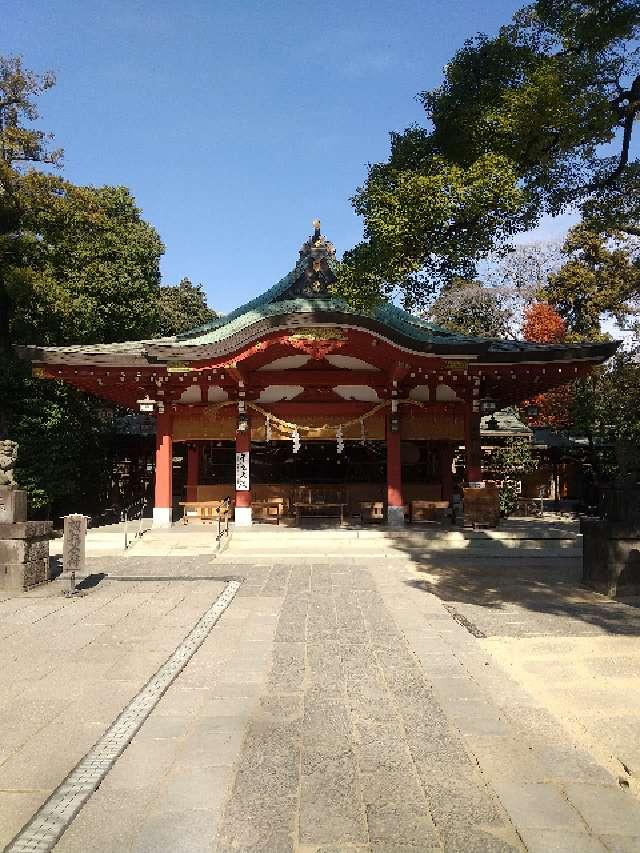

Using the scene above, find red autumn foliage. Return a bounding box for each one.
[522,302,567,343]
[522,302,572,427]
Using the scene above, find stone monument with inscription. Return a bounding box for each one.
[0,442,53,591]
[62,513,87,592]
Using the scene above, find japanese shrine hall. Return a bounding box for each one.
[20,224,616,526]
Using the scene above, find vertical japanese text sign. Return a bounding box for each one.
[235,451,250,491]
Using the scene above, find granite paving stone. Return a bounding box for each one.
[5,531,640,851]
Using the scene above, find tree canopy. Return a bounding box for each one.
[522,301,567,342]
[156,277,217,336]
[0,55,217,515]
[8,177,165,347]
[427,278,514,338]
[336,0,640,310]
[543,225,640,339]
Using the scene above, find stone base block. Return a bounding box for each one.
[0,487,27,523]
[152,507,173,528]
[387,505,405,527]
[234,506,253,527]
[0,521,53,591]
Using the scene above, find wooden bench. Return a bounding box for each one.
[179,499,231,525]
[179,498,231,545]
[294,501,347,525]
[410,500,450,524]
[360,501,385,523]
[294,487,347,525]
[516,497,543,518]
[252,499,284,525]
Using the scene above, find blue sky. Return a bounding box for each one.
[6,0,563,313]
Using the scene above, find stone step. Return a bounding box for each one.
[227,538,581,554]
[230,527,580,543]
[215,552,582,567]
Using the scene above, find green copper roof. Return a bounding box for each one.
[176,224,479,347]
[19,224,620,367]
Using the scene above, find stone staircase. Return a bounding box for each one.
[218,523,582,566]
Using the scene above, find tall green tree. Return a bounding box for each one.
[0,55,62,359]
[9,178,164,346]
[0,55,168,515]
[544,225,640,339]
[156,277,217,336]
[337,0,640,309]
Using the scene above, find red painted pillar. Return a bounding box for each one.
[154,410,173,526]
[386,412,404,526]
[439,443,455,502]
[235,412,252,525]
[186,444,200,501]
[464,406,483,483]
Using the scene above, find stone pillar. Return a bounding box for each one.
[235,411,252,526]
[0,486,52,591]
[153,410,173,527]
[186,443,200,501]
[386,412,404,527]
[439,443,455,502]
[464,406,483,483]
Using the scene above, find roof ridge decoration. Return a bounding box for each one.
[176,220,340,342]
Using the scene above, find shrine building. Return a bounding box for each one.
[20,223,616,526]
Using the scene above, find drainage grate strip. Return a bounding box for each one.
[4,579,241,853]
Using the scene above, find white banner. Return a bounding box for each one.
[235,451,250,491]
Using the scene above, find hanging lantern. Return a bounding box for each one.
[336,425,345,454]
[292,428,301,454]
[265,412,272,442]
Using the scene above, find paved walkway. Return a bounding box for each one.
[2,526,640,851]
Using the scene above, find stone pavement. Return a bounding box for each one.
[2,529,640,851]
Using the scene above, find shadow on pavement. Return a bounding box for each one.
[386,521,640,636]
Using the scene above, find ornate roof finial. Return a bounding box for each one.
[313,218,321,238]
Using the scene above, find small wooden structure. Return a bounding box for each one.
[462,486,500,528]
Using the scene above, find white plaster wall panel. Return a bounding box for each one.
[259,385,305,402]
[436,383,460,401]
[333,385,379,401]
[408,385,430,401]
[325,355,379,371]
[179,385,201,403]
[257,355,310,370]
[207,386,229,402]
